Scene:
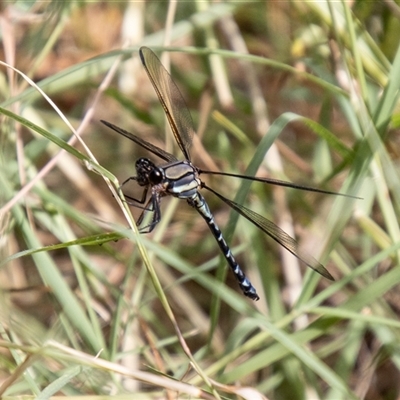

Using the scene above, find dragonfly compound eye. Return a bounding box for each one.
[136,157,154,170]
[149,168,163,184]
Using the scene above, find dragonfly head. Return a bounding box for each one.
[135,158,163,186]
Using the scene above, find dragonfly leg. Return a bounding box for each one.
[120,178,150,209]
[120,179,162,233]
[136,193,162,234]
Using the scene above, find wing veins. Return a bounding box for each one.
[203,183,334,281]
[100,120,177,163]
[139,47,195,161]
[199,169,360,198]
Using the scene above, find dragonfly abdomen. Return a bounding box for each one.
[187,193,260,301]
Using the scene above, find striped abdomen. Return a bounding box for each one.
[187,193,259,301]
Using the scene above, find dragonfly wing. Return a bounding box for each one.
[140,46,195,161]
[203,184,334,281]
[199,169,359,198]
[101,120,177,163]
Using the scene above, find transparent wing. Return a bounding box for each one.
[101,120,177,163]
[199,169,360,198]
[203,183,334,281]
[140,46,195,161]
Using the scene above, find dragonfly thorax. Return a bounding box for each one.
[162,160,200,199]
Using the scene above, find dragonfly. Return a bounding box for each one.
[102,46,347,301]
